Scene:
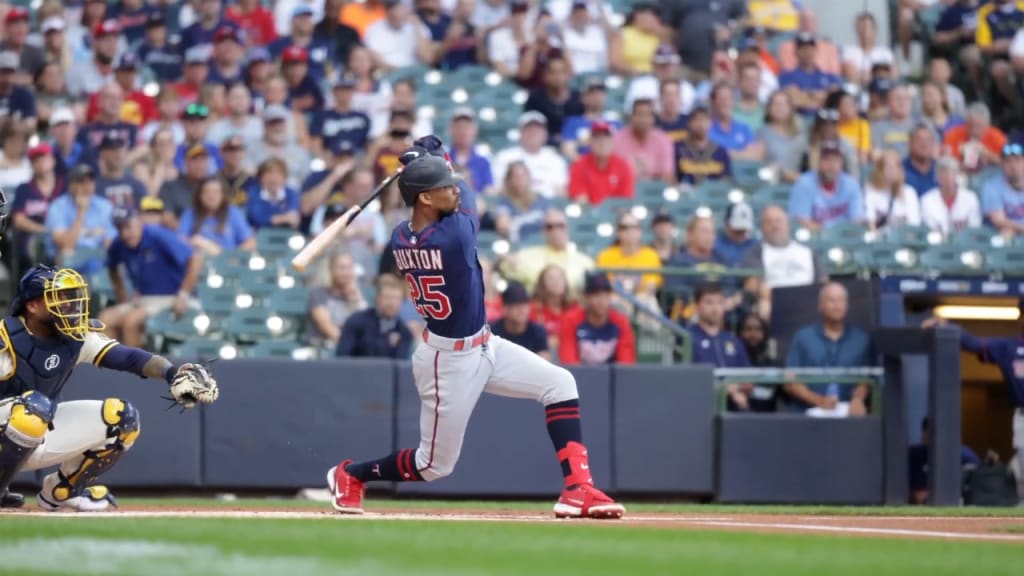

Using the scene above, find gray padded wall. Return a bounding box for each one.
[717,414,884,504]
[395,363,612,496]
[612,365,716,494]
[202,359,394,489]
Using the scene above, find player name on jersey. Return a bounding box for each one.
[394,248,444,271]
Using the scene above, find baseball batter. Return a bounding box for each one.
[328,139,624,519]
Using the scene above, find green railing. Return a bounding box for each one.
[712,366,885,413]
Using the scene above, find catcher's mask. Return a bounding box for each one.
[19,267,92,341]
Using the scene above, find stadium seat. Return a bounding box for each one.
[853,244,920,273]
[255,228,304,258]
[197,284,242,317]
[223,308,299,344]
[984,249,1024,276]
[883,225,938,251]
[821,223,872,248]
[750,184,792,211]
[918,246,987,275]
[169,337,246,362]
[949,228,1000,248]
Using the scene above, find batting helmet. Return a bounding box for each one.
[398,155,459,207]
[11,265,92,341]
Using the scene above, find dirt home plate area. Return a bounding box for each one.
[8,505,1024,543]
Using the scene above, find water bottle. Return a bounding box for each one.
[826,382,840,401]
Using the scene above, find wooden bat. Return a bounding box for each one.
[291,168,403,272]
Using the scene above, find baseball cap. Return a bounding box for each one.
[221,135,245,150]
[214,26,242,44]
[50,107,74,126]
[183,103,210,120]
[292,5,315,17]
[4,7,28,23]
[246,47,272,66]
[41,17,66,34]
[412,135,449,158]
[99,133,126,150]
[1003,142,1024,158]
[140,196,165,213]
[0,51,17,71]
[590,120,613,136]
[571,0,588,10]
[652,44,681,65]
[796,32,817,47]
[449,106,476,122]
[69,163,96,181]
[112,206,140,228]
[185,143,209,160]
[330,139,356,156]
[263,104,290,123]
[869,77,893,94]
[114,52,138,71]
[282,45,309,64]
[145,12,166,28]
[28,142,53,159]
[93,19,121,37]
[583,77,607,92]
[652,212,675,226]
[398,155,458,207]
[510,0,529,11]
[725,202,754,232]
[501,281,530,306]
[334,73,357,89]
[819,139,843,156]
[584,273,613,295]
[518,111,547,128]
[740,36,760,52]
[185,45,211,65]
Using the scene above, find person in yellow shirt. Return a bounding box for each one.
[618,3,663,75]
[831,89,871,163]
[499,209,595,296]
[746,0,800,33]
[596,212,662,295]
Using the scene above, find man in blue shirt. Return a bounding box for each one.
[904,125,939,197]
[982,142,1024,234]
[311,75,371,157]
[268,6,336,83]
[559,78,621,160]
[95,134,147,209]
[784,282,873,415]
[708,82,760,160]
[788,140,866,231]
[779,33,842,116]
[100,207,202,347]
[448,108,495,193]
[490,281,550,359]
[137,13,183,83]
[336,274,413,359]
[44,164,117,277]
[179,0,236,55]
[0,51,36,129]
[713,201,759,267]
[247,158,301,229]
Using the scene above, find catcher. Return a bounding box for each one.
[0,264,218,511]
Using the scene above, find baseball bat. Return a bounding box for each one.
[291,168,402,272]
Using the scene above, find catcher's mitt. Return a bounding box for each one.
[168,363,219,409]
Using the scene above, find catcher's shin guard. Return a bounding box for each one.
[0,391,55,494]
[38,398,139,511]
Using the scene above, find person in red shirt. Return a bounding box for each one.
[225,0,277,47]
[567,121,635,205]
[530,264,582,353]
[172,47,211,109]
[558,273,636,365]
[86,53,156,126]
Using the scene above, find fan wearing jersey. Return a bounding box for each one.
[327,139,625,519]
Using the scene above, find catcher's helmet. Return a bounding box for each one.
[11,265,91,341]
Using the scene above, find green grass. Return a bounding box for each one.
[0,516,1020,576]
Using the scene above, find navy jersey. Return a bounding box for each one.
[960,329,1024,407]
[310,109,371,153]
[137,41,184,82]
[0,85,37,122]
[75,122,139,168]
[0,316,115,401]
[391,181,485,338]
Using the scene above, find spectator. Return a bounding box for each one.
[262,76,311,146]
[708,82,762,161]
[0,51,36,131]
[779,33,842,117]
[664,215,728,317]
[247,105,311,189]
[619,3,663,75]
[687,283,755,411]
[655,79,690,146]
[493,162,550,242]
[470,0,509,34]
[447,107,494,194]
[339,0,388,38]
[280,46,325,115]
[178,176,256,256]
[268,6,336,83]
[597,212,662,296]
[625,44,697,119]
[336,274,413,359]
[311,168,387,276]
[172,46,213,109]
[486,0,533,78]
[39,16,71,75]
[50,108,82,178]
[308,251,368,348]
[225,0,277,47]
[803,109,859,178]
[871,84,918,157]
[346,45,393,139]
[137,13,184,84]
[524,55,583,146]
[390,78,434,139]
[310,75,370,158]
[217,135,255,206]
[736,312,779,411]
[159,144,210,229]
[713,202,759,267]
[45,163,115,275]
[1,7,45,84]
[562,0,611,74]
[976,0,1024,108]
[244,48,274,105]
[416,0,452,67]
[865,150,922,231]
[314,0,360,67]
[66,19,121,98]
[841,11,895,85]
[101,207,202,347]
[926,57,967,118]
[612,99,675,183]
[75,83,140,167]
[367,109,415,183]
[180,0,235,55]
[660,0,745,80]
[32,61,70,130]
[493,111,568,198]
[530,264,581,353]
[568,121,635,205]
[1014,27,1024,89]
[173,102,221,177]
[207,84,262,146]
[207,26,246,87]
[943,103,1007,173]
[904,124,939,198]
[12,142,64,270]
[982,142,1024,235]
[833,89,870,163]
[491,281,550,358]
[364,0,432,72]
[759,91,805,183]
[675,104,732,185]
[742,205,825,294]
[515,17,567,92]
[733,62,766,132]
[650,212,679,263]
[560,78,619,160]
[776,9,841,76]
[300,143,357,229]
[141,87,185,147]
[918,81,963,138]
[86,53,156,127]
[785,282,873,416]
[558,272,636,365]
[789,140,865,231]
[0,124,30,191]
[865,76,894,122]
[247,157,301,230]
[934,1,985,95]
[95,134,147,209]
[921,156,982,237]
[500,208,595,295]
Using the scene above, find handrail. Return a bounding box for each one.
[612,281,691,363]
[597,266,762,278]
[713,366,884,385]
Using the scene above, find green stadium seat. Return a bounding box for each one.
[255,228,304,258]
[984,249,1024,276]
[750,184,792,211]
[223,308,300,344]
[883,225,938,251]
[169,337,245,362]
[820,222,871,248]
[949,228,1000,248]
[918,245,987,275]
[197,284,241,317]
[246,339,318,360]
[267,286,310,318]
[853,244,920,273]
[146,308,221,348]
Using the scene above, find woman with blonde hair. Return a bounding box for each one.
[918,81,962,138]
[864,149,921,231]
[758,90,806,183]
[530,264,582,353]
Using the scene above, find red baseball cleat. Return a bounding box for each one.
[326,460,365,514]
[553,483,625,519]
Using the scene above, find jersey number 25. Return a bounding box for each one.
[404,274,452,321]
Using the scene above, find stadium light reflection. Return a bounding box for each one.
[934,306,1020,321]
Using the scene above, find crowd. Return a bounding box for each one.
[0,0,1022,416]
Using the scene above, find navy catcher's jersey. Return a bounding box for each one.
[0,316,118,401]
[391,181,486,339]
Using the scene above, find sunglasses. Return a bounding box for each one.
[184,103,209,118]
[544,222,567,230]
[617,223,640,230]
[1003,143,1024,157]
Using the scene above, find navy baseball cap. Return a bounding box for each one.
[501,281,530,305]
[398,155,458,207]
[145,12,166,28]
[795,32,817,47]
[114,52,138,71]
[100,132,126,150]
[112,206,140,228]
[68,164,96,181]
[584,273,613,295]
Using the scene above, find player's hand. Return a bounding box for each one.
[169,363,219,409]
[920,316,947,329]
[819,396,838,410]
[172,292,189,318]
[849,397,867,417]
[729,389,750,411]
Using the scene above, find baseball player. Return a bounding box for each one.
[328,137,625,519]
[0,264,219,511]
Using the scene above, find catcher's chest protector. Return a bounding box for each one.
[0,316,84,401]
